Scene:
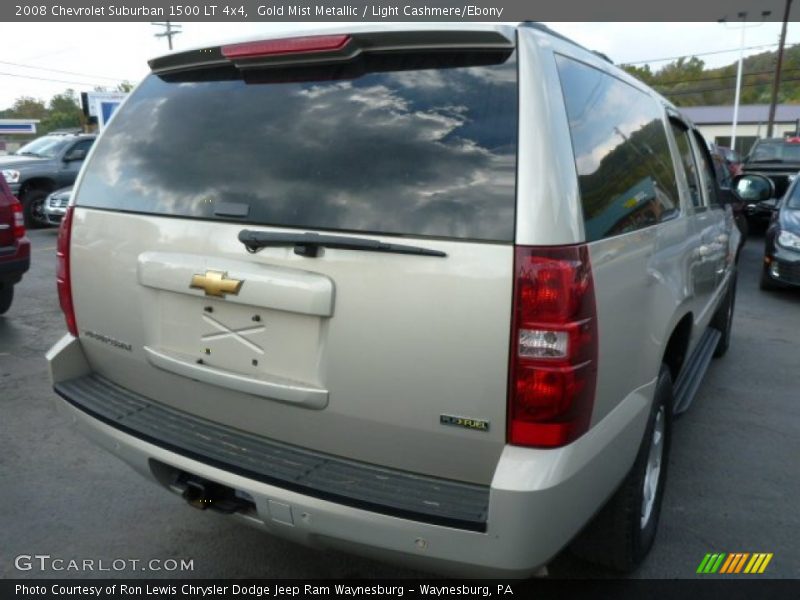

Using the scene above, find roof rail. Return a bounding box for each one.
[520,22,613,64]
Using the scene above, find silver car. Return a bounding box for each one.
[47,23,740,577]
[43,187,72,226]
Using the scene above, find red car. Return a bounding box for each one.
[0,177,30,314]
[711,144,743,177]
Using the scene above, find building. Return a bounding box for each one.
[682,104,800,156]
[0,119,40,155]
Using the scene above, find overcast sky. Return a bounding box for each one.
[0,21,795,111]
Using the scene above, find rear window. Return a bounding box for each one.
[749,141,800,163]
[77,52,518,242]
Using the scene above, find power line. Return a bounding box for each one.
[0,70,111,87]
[621,40,800,66]
[650,66,800,88]
[660,76,800,97]
[0,59,124,82]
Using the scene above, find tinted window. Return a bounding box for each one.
[750,140,800,162]
[786,183,800,210]
[77,52,518,242]
[69,139,93,153]
[692,132,719,206]
[555,55,679,242]
[671,122,704,209]
[710,152,732,189]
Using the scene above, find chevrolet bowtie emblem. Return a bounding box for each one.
[190,270,243,297]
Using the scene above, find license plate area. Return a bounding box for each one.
[152,292,325,389]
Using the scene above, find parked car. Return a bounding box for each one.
[741,137,800,229]
[710,145,748,253]
[47,23,741,577]
[738,173,800,290]
[710,144,742,178]
[0,177,29,315]
[0,133,95,228]
[43,187,72,226]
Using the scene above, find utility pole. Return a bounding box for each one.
[767,0,793,138]
[152,21,182,51]
[731,12,747,153]
[719,11,771,153]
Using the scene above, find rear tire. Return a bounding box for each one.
[0,283,13,315]
[22,188,49,229]
[570,365,673,572]
[712,274,736,358]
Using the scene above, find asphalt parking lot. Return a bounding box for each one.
[1,227,798,580]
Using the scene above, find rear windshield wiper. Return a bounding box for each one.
[238,230,446,258]
[749,158,784,163]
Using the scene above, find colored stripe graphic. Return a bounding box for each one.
[697,553,727,573]
[697,553,713,573]
[759,554,774,573]
[719,554,736,573]
[732,553,749,573]
[699,552,773,574]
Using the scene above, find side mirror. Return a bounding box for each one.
[731,173,775,203]
[63,149,87,162]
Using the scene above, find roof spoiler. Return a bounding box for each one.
[149,30,515,75]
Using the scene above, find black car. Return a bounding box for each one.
[737,173,800,289]
[740,137,800,229]
[0,132,95,228]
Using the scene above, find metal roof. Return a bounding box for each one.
[682,104,800,125]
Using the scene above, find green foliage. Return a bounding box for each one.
[41,89,83,132]
[622,45,800,107]
[5,97,48,120]
[2,89,84,134]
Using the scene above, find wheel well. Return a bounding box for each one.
[19,178,56,199]
[663,314,692,381]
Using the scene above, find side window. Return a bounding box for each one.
[555,55,680,242]
[65,139,94,161]
[710,151,732,189]
[691,132,720,207]
[670,121,704,210]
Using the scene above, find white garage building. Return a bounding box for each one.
[682,104,800,156]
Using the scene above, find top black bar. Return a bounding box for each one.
[3,0,795,22]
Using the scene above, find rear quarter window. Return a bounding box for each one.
[77,51,518,242]
[554,55,680,242]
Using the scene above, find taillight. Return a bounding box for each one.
[11,199,25,239]
[56,206,78,336]
[508,245,598,448]
[222,35,351,59]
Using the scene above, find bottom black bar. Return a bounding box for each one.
[3,579,799,600]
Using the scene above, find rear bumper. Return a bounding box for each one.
[0,240,30,283]
[47,334,653,577]
[44,205,65,226]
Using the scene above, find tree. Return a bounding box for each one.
[40,89,82,132]
[6,97,48,120]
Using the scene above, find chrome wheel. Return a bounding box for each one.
[641,405,665,529]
